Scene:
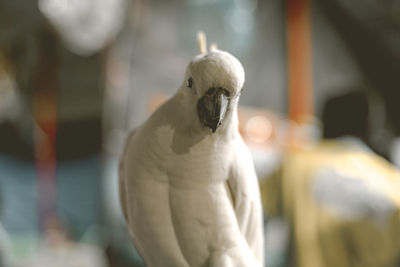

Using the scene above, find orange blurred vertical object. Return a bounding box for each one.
[34,28,58,231]
[287,0,313,123]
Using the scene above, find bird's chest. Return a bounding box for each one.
[146,126,234,188]
[173,142,232,187]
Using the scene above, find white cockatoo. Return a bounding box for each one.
[119,35,264,267]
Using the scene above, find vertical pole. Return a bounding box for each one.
[287,0,313,123]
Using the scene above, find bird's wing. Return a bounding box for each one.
[227,136,264,265]
[118,121,190,267]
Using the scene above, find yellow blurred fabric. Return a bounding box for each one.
[261,140,400,267]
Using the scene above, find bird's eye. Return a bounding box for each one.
[187,77,193,88]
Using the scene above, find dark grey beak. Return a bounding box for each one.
[197,87,230,133]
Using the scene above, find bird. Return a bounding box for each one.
[119,35,264,267]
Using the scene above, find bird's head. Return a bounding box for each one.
[181,50,245,133]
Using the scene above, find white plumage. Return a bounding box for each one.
[119,48,264,267]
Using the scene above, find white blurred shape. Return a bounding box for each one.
[313,167,395,226]
[39,0,126,56]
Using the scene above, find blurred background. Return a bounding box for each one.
[0,0,400,266]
